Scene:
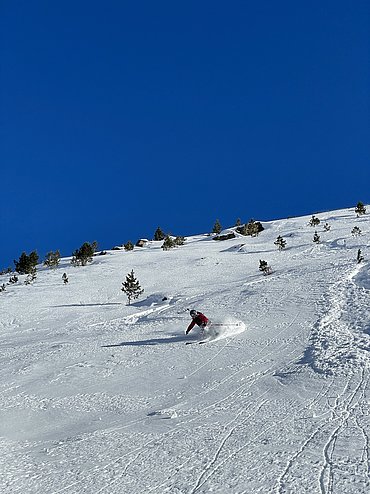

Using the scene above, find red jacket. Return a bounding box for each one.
[186,312,209,333]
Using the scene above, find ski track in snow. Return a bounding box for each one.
[1,207,370,493]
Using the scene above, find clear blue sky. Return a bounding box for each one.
[1,1,369,268]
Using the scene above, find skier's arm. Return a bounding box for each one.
[186,320,196,334]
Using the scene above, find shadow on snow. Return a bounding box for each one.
[50,303,122,308]
[102,333,194,347]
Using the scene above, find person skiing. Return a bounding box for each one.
[186,310,209,335]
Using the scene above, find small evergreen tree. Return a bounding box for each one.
[0,283,6,292]
[44,250,61,268]
[259,259,272,275]
[355,201,366,216]
[162,235,176,250]
[62,273,69,284]
[323,222,331,231]
[0,267,12,275]
[24,271,37,285]
[71,241,97,266]
[9,275,18,284]
[313,231,320,243]
[124,241,134,251]
[14,251,39,275]
[274,235,287,251]
[174,236,185,246]
[309,215,320,227]
[357,249,364,263]
[212,219,222,234]
[121,269,144,305]
[352,226,362,237]
[154,227,165,241]
[235,218,242,227]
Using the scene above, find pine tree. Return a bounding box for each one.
[0,283,6,292]
[154,227,165,241]
[44,250,61,268]
[62,273,69,284]
[174,236,185,246]
[121,269,144,305]
[71,241,96,266]
[351,226,361,237]
[355,201,366,216]
[235,218,242,227]
[259,259,272,275]
[313,231,320,243]
[124,241,134,251]
[9,275,18,284]
[212,219,222,234]
[24,270,37,285]
[309,215,320,227]
[274,235,286,251]
[323,222,331,231]
[162,235,176,250]
[14,251,39,275]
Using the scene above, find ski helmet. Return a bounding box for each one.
[190,309,197,317]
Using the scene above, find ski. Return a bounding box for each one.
[185,339,211,345]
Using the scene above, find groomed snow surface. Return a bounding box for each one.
[1,207,370,493]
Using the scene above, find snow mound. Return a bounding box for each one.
[134,293,172,307]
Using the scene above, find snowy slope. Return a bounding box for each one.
[1,207,370,494]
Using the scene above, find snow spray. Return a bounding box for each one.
[206,316,246,341]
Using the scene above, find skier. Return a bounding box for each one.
[186,310,209,335]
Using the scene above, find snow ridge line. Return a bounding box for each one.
[303,262,370,375]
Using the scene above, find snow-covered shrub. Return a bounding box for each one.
[124,241,134,251]
[174,236,185,246]
[24,272,36,285]
[213,232,236,241]
[162,235,176,251]
[309,215,320,227]
[44,250,61,268]
[259,259,272,275]
[351,226,361,237]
